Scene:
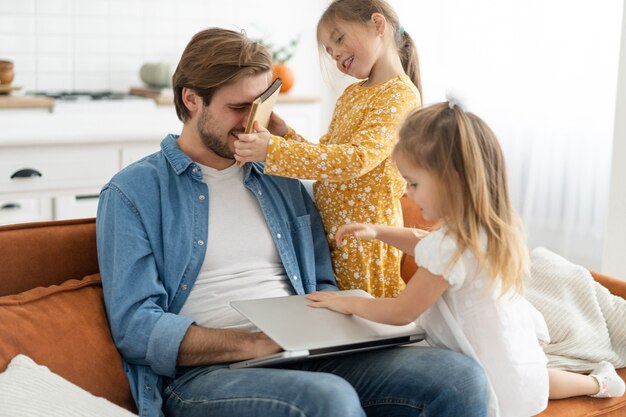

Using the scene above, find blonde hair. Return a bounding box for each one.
[172,28,272,122]
[316,0,422,98]
[395,102,529,296]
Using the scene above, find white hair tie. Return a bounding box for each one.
[445,89,467,111]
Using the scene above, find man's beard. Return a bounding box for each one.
[197,106,238,160]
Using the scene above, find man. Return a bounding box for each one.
[96,28,488,417]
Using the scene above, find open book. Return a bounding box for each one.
[244,77,283,134]
[236,78,282,166]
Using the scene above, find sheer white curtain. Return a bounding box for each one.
[389,0,623,270]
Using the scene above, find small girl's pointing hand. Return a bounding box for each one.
[234,120,271,163]
[335,223,378,247]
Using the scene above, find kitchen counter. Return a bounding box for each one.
[0,98,182,147]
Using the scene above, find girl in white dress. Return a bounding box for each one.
[307,99,625,417]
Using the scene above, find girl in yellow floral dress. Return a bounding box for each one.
[234,0,422,297]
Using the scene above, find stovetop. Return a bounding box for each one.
[26,90,131,101]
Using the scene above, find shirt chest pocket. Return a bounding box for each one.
[285,214,313,245]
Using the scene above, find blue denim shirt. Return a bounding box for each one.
[96,135,337,417]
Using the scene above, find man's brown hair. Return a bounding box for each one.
[172,28,272,122]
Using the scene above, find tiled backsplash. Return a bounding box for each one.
[0,0,325,94]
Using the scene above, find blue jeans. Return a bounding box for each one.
[162,346,488,417]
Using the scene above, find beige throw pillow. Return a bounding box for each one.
[0,354,137,417]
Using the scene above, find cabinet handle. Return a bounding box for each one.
[1,202,21,210]
[10,168,43,179]
[76,194,100,201]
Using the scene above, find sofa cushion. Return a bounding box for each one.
[0,274,136,412]
[0,354,137,417]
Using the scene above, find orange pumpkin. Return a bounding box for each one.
[272,63,294,93]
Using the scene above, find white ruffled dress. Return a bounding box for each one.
[414,228,550,417]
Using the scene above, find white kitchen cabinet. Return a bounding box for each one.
[54,194,100,221]
[0,145,119,197]
[0,198,53,226]
[0,101,177,223]
[1,142,162,223]
[50,144,161,221]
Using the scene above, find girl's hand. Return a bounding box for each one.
[335,223,378,247]
[306,292,353,315]
[234,121,271,162]
[268,112,288,137]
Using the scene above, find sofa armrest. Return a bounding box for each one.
[591,271,626,300]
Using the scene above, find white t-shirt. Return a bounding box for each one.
[415,227,550,417]
[179,163,293,331]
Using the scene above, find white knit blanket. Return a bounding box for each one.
[526,247,626,372]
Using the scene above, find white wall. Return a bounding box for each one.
[0,0,326,97]
[384,0,623,272]
[602,2,626,279]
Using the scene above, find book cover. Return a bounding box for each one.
[244,78,283,134]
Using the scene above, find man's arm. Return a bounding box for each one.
[177,325,281,366]
[97,185,193,377]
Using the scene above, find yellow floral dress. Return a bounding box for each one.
[265,75,420,297]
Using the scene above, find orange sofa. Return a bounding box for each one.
[0,203,624,416]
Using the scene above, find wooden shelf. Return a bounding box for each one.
[0,96,54,111]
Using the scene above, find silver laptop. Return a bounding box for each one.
[229,289,424,369]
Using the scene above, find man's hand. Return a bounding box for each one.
[335,223,379,247]
[234,121,271,163]
[252,332,283,358]
[177,325,282,366]
[306,292,354,315]
[268,112,288,137]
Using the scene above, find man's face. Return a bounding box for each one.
[196,72,271,160]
